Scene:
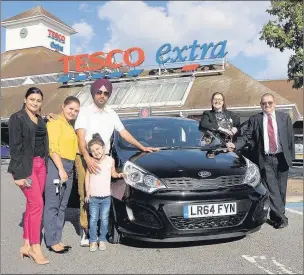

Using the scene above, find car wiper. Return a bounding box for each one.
[200,144,228,151]
[159,146,203,150]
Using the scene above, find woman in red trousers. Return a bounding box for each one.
[8,87,50,265]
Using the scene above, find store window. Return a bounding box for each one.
[1,78,26,88]
[152,83,175,103]
[108,83,133,107]
[141,84,161,103]
[76,77,193,109]
[77,84,93,107]
[112,77,192,108]
[122,84,147,106]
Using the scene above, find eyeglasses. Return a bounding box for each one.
[213,99,223,102]
[96,91,110,97]
[261,101,274,106]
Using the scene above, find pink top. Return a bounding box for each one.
[89,156,113,197]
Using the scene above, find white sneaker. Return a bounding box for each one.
[90,242,97,252]
[80,233,89,247]
[98,241,106,251]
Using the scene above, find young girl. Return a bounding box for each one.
[85,133,124,252]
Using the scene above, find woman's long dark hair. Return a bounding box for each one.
[211,92,226,111]
[23,87,44,111]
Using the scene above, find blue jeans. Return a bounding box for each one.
[89,196,111,243]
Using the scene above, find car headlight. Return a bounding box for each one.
[243,157,261,188]
[123,161,166,194]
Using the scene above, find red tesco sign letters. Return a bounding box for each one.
[59,47,145,73]
[48,29,65,44]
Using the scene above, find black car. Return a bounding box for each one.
[109,117,269,243]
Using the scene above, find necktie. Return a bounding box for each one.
[267,114,277,153]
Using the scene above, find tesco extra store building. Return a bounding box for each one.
[1,6,303,162]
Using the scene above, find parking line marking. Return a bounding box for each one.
[242,255,298,274]
[271,257,297,274]
[286,208,303,215]
[241,255,274,274]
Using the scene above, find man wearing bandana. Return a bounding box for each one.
[74,79,158,246]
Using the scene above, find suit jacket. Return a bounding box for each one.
[235,111,295,168]
[7,109,49,180]
[199,110,241,132]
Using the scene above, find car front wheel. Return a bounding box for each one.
[107,206,121,244]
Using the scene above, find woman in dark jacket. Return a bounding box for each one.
[8,87,49,265]
[199,92,240,140]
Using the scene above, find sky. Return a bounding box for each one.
[1,0,293,80]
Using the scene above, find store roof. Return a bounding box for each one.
[1,5,75,32]
[1,46,103,79]
[1,47,66,78]
[259,79,303,117]
[184,65,291,109]
[1,64,296,120]
[111,64,293,114]
[1,44,300,121]
[1,83,82,118]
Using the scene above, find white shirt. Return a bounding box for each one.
[263,111,282,154]
[75,104,125,154]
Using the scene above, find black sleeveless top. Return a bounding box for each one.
[33,119,47,157]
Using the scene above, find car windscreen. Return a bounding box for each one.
[118,119,223,150]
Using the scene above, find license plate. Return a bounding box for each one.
[183,202,237,218]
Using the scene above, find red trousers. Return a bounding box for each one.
[21,157,46,244]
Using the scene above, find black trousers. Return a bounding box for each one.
[260,153,289,223]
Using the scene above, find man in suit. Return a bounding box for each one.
[226,93,295,229]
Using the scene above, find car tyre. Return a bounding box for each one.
[107,203,121,244]
[108,216,121,244]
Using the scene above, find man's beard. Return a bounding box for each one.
[94,100,106,109]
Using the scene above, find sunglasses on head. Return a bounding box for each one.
[96,91,110,97]
[261,101,274,106]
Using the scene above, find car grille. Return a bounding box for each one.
[169,212,247,230]
[163,176,244,190]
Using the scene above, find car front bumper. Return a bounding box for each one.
[112,184,269,242]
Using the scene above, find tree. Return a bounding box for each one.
[260,0,303,89]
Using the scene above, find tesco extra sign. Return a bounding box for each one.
[59,47,145,73]
[51,42,63,52]
[156,40,228,64]
[59,40,228,73]
[48,29,65,44]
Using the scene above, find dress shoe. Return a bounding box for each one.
[48,246,69,254]
[19,246,30,259]
[59,243,72,250]
[274,220,288,229]
[266,219,277,227]
[28,249,50,265]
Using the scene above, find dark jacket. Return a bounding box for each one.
[199,110,241,132]
[235,111,295,168]
[7,109,49,180]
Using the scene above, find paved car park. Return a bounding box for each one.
[1,164,303,274]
